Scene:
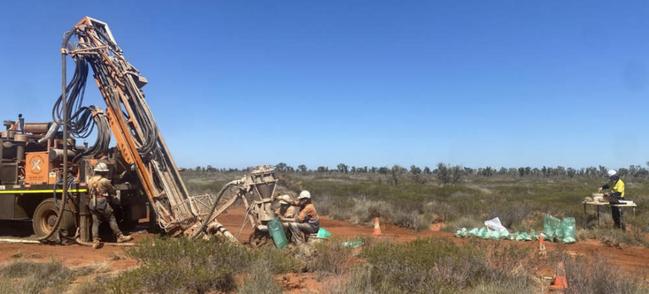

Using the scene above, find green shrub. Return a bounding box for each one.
[254,246,301,274]
[0,261,90,294]
[444,215,483,232]
[577,228,649,248]
[306,240,352,275]
[107,237,252,293]
[353,238,534,293]
[73,276,112,294]
[464,279,536,294]
[565,256,647,294]
[239,260,283,294]
[104,237,299,293]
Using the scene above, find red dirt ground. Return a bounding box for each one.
[0,204,647,290]
[217,205,649,275]
[0,239,137,271]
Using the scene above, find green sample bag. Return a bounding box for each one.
[342,239,364,249]
[542,214,576,244]
[543,214,562,241]
[456,215,576,244]
[559,217,576,243]
[316,227,333,239]
[268,218,289,249]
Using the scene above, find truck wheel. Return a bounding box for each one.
[32,199,77,239]
[32,199,59,237]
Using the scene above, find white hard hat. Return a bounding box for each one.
[607,169,617,177]
[298,190,311,200]
[94,162,109,173]
[276,194,293,205]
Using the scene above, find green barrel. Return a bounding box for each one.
[268,218,289,249]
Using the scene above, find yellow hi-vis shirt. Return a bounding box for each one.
[613,179,625,198]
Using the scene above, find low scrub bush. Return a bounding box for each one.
[565,256,647,294]
[107,237,298,293]
[184,171,649,238]
[239,260,283,294]
[0,261,89,293]
[254,246,301,273]
[306,240,353,276]
[444,215,483,232]
[345,238,535,293]
[577,228,649,248]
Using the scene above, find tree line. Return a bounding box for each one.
[186,162,649,184]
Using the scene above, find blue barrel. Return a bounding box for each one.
[268,217,289,249]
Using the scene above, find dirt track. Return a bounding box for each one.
[0,205,647,280]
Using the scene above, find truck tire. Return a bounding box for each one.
[32,199,59,237]
[32,199,76,238]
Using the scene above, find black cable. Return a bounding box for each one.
[39,28,77,243]
[51,54,111,161]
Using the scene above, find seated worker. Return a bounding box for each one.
[599,169,625,230]
[287,190,320,244]
[275,194,297,221]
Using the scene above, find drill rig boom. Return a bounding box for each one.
[62,17,218,236]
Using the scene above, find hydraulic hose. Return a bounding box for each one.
[38,173,73,243]
[191,180,241,239]
[47,18,206,237]
[39,28,76,243]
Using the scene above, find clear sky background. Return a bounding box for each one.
[1,1,648,169]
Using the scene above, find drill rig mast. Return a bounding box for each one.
[54,17,268,239]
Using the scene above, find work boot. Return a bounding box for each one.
[92,239,103,249]
[116,234,133,243]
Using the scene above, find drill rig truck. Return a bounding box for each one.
[0,17,279,244]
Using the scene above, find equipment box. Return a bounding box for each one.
[24,152,51,185]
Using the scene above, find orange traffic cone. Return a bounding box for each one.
[550,261,568,290]
[550,276,568,290]
[372,217,382,236]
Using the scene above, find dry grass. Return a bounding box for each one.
[338,237,537,293]
[306,240,353,276]
[239,260,283,294]
[564,256,648,294]
[103,237,299,293]
[0,260,96,294]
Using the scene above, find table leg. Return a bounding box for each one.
[596,206,600,226]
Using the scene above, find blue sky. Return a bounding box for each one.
[1,1,649,169]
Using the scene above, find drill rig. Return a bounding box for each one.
[0,17,279,243]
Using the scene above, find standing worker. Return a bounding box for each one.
[599,169,625,230]
[288,190,320,244]
[88,163,133,248]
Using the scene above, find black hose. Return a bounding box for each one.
[38,28,77,243]
[51,57,110,161]
[191,180,239,239]
[38,174,74,243]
